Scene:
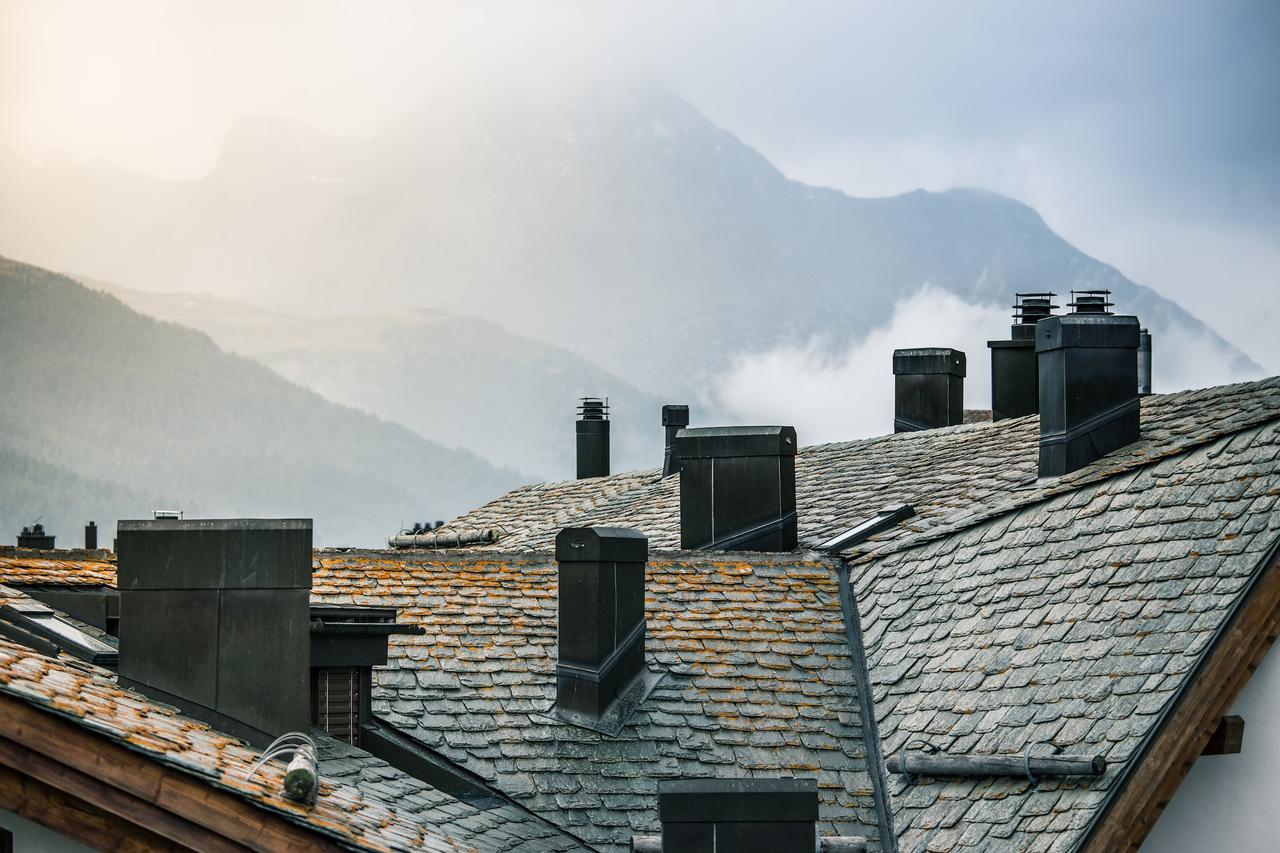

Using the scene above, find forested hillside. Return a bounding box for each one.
[0,256,523,546]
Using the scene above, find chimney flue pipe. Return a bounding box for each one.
[84,521,97,550]
[893,348,966,432]
[576,397,610,479]
[1138,329,1152,396]
[988,293,1057,421]
[662,405,690,476]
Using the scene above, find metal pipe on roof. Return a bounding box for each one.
[386,527,503,549]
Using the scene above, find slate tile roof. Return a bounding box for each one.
[851,411,1280,851]
[436,379,1280,558]
[0,583,574,852]
[0,547,116,586]
[311,551,882,852]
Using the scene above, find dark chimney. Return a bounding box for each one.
[576,397,610,479]
[554,527,649,726]
[893,348,966,432]
[675,427,797,552]
[116,518,313,746]
[17,523,54,550]
[84,521,97,550]
[1138,329,1152,396]
[1037,292,1141,477]
[662,404,690,476]
[657,778,819,853]
[988,293,1057,421]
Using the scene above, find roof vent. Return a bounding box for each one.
[116,518,313,747]
[675,427,797,552]
[1037,307,1141,477]
[662,405,690,476]
[552,527,661,735]
[16,523,54,550]
[576,397,610,479]
[654,778,820,853]
[892,348,966,432]
[988,293,1058,421]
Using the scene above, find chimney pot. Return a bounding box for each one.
[576,397,610,479]
[892,348,966,432]
[1036,313,1141,477]
[17,523,55,550]
[988,293,1058,421]
[84,521,97,550]
[1138,329,1152,396]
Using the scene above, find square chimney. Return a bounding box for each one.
[116,518,313,746]
[988,293,1057,421]
[554,527,652,730]
[675,426,797,552]
[1037,313,1141,476]
[893,348,965,432]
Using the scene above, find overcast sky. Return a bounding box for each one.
[3,0,1277,368]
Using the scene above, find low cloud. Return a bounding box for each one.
[715,286,1007,444]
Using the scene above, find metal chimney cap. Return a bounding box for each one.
[555,527,649,563]
[892,348,967,377]
[657,778,819,823]
[577,397,610,421]
[674,425,797,459]
[661,404,690,427]
[1035,314,1140,353]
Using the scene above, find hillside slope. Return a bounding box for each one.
[0,257,523,546]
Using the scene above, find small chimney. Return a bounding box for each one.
[988,293,1057,421]
[576,397,610,479]
[17,523,54,550]
[1138,329,1153,396]
[1037,291,1141,477]
[554,527,649,725]
[116,518,313,746]
[661,404,690,476]
[893,348,966,432]
[84,521,97,550]
[675,427,797,552]
[657,778,819,853]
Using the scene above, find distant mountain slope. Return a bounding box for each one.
[0,83,1261,399]
[0,257,523,546]
[92,282,668,479]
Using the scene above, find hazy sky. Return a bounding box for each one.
[3,0,1278,367]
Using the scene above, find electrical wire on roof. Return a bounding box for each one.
[244,732,318,804]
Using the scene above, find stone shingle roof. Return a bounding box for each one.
[437,379,1280,558]
[852,413,1280,851]
[0,548,116,586]
[311,551,882,852]
[0,583,593,852]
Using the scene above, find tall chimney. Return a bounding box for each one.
[675,426,797,552]
[657,778,819,853]
[116,518,313,746]
[1138,329,1152,396]
[662,404,690,476]
[893,348,966,432]
[576,397,610,479]
[1037,291,1141,477]
[554,527,649,725]
[84,521,97,550]
[988,293,1057,421]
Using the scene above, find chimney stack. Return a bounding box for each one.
[1037,291,1141,477]
[84,521,97,550]
[662,405,690,476]
[1138,329,1152,396]
[656,778,819,853]
[893,348,966,432]
[576,397,610,479]
[116,518,313,746]
[554,527,649,727]
[988,293,1057,421]
[675,427,797,552]
[17,523,54,550]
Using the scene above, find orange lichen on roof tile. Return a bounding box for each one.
[0,548,117,586]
